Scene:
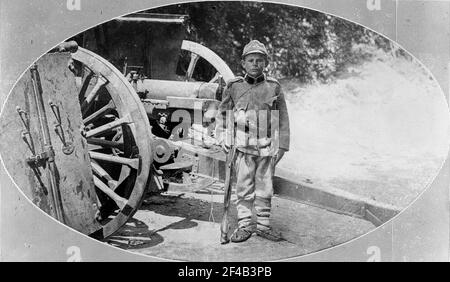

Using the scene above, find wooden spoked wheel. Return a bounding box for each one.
[181,40,235,83]
[72,47,153,239]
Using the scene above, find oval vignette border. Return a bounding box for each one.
[0,0,450,260]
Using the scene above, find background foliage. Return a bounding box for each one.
[151,1,403,83]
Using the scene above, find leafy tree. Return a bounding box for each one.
[150,1,395,83]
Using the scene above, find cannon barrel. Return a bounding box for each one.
[134,79,221,119]
[135,79,219,100]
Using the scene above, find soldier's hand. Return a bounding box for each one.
[222,142,231,153]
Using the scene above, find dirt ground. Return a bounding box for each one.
[105,188,373,261]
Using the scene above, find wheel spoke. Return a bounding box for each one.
[85,114,132,138]
[116,165,131,188]
[93,175,127,209]
[88,144,103,151]
[185,53,199,81]
[89,151,139,169]
[83,99,115,124]
[91,161,119,190]
[87,137,124,150]
[81,75,108,116]
[78,70,94,101]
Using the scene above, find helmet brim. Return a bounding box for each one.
[242,50,268,58]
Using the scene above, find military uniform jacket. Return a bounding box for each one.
[216,74,290,156]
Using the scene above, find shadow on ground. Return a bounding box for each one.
[104,191,374,261]
[140,192,238,229]
[105,217,164,249]
[106,193,238,250]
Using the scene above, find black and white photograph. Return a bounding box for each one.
[0,0,449,262]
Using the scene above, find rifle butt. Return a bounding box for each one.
[220,203,230,244]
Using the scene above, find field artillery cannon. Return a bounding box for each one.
[0,12,401,241]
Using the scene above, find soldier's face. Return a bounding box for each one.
[241,53,266,77]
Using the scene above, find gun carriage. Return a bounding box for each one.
[0,13,237,238]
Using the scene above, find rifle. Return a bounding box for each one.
[220,146,237,244]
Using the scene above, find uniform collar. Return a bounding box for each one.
[244,73,265,84]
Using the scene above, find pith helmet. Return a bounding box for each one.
[242,40,269,58]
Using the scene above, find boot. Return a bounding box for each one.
[255,227,284,242]
[230,227,253,243]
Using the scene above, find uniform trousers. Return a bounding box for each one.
[234,150,274,230]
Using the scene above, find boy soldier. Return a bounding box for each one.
[216,40,290,243]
